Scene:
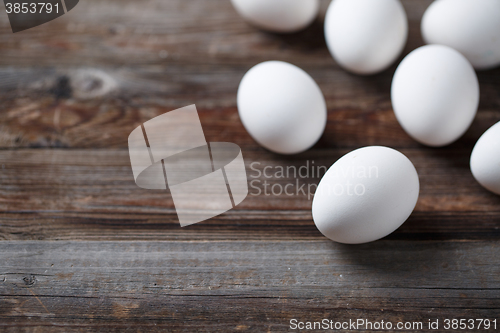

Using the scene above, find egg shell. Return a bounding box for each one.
[312,146,420,244]
[231,0,319,33]
[422,0,500,70]
[324,0,408,75]
[391,45,479,147]
[470,121,500,195]
[237,61,327,155]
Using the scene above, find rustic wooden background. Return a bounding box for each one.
[0,0,499,331]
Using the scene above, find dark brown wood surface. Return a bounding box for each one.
[0,0,499,332]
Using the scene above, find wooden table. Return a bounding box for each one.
[0,0,499,331]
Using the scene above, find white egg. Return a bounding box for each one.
[471,121,500,195]
[391,45,479,147]
[324,0,408,75]
[237,61,327,155]
[231,0,319,33]
[422,0,500,70]
[312,146,419,244]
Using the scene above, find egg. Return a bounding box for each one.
[391,45,479,147]
[237,61,327,155]
[470,121,500,195]
[324,0,408,75]
[312,146,420,244]
[422,0,500,70]
[230,0,319,33]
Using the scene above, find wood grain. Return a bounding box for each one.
[1,241,499,332]
[0,148,499,242]
[0,0,499,331]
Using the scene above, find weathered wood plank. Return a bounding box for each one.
[1,210,500,242]
[0,64,498,149]
[0,69,498,150]
[0,148,499,241]
[0,241,499,332]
